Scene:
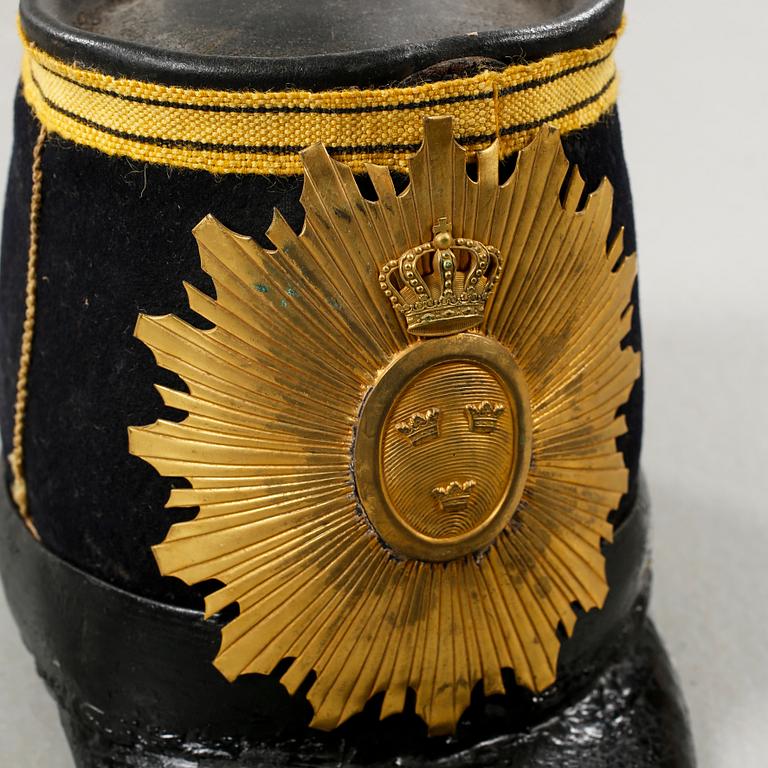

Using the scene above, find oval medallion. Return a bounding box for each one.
[355,334,532,562]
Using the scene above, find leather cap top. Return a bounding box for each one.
[20,0,624,89]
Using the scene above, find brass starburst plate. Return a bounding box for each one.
[129,117,640,735]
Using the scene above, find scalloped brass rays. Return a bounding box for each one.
[129,117,640,735]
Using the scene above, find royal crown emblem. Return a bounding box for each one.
[466,401,505,433]
[380,218,501,336]
[395,408,440,445]
[432,480,477,515]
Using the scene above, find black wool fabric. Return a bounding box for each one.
[0,91,642,609]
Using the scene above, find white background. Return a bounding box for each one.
[0,2,766,766]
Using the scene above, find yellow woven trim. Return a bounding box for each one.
[20,26,621,176]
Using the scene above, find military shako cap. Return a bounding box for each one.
[0,1,695,766]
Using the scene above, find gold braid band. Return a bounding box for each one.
[20,25,621,176]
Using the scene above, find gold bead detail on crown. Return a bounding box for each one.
[379,218,501,337]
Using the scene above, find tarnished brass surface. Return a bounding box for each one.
[129,117,640,735]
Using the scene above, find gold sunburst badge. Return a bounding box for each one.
[129,117,640,735]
